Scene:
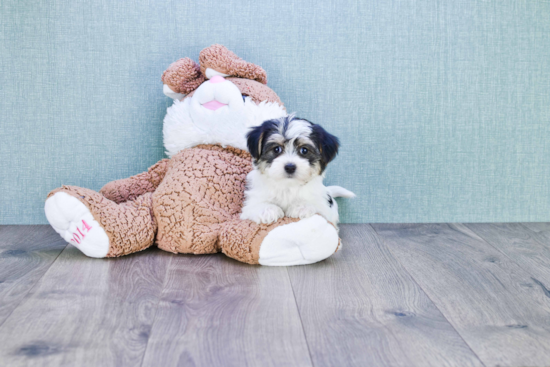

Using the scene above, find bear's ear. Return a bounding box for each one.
[199,44,267,84]
[161,58,205,96]
[310,123,340,170]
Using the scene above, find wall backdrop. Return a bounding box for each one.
[1,0,549,224]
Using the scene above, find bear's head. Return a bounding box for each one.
[161,45,287,157]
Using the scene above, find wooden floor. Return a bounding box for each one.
[1,224,550,366]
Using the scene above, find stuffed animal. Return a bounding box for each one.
[44,44,342,266]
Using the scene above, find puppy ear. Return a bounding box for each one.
[246,125,265,160]
[311,124,340,165]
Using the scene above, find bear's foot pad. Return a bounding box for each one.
[45,192,110,258]
[258,215,339,266]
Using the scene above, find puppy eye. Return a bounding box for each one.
[300,147,308,155]
[273,146,282,154]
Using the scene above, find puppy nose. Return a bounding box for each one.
[284,163,297,174]
[209,75,225,84]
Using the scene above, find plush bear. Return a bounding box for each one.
[44,44,342,266]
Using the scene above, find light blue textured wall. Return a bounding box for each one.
[1,0,549,224]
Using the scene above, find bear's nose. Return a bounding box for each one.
[284,163,297,174]
[209,75,226,84]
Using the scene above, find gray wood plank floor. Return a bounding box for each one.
[0,223,549,367]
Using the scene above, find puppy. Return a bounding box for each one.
[240,115,355,225]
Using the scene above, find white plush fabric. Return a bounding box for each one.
[45,192,110,258]
[163,79,286,157]
[205,68,229,79]
[163,84,185,100]
[258,215,339,266]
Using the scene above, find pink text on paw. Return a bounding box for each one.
[70,220,92,244]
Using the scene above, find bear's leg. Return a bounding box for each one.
[45,186,156,258]
[220,215,340,266]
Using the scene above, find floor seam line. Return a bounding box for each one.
[285,267,315,367]
[0,241,68,331]
[464,223,550,305]
[139,255,173,367]
[368,223,488,367]
[464,223,550,281]
[517,223,550,248]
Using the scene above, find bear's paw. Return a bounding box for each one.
[45,192,110,258]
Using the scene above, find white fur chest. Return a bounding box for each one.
[242,170,339,225]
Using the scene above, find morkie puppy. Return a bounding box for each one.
[240,114,355,225]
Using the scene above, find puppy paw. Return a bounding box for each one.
[286,204,318,219]
[241,204,285,224]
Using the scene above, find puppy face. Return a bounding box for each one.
[247,115,340,183]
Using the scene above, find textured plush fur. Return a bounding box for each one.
[45,44,343,266]
[241,116,355,225]
[163,78,286,157]
[164,98,286,157]
[161,57,205,94]
[199,44,268,84]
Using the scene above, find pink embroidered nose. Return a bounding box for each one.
[202,100,227,111]
[209,75,225,84]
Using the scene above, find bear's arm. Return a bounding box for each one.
[99,159,170,204]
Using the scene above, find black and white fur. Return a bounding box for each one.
[240,115,355,225]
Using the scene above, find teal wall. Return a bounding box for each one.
[1,0,549,224]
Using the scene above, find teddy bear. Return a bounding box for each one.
[44,44,342,266]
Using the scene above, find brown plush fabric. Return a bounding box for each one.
[161,57,206,94]
[226,78,284,106]
[47,143,338,264]
[47,45,338,264]
[220,217,300,264]
[181,78,283,107]
[48,144,292,263]
[100,159,170,204]
[47,186,156,257]
[199,44,268,84]
[153,145,252,254]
